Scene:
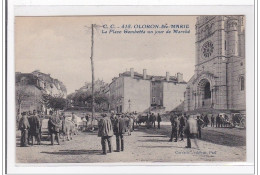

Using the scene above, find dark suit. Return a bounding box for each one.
[170,117,179,142]
[48,116,61,145]
[157,114,161,129]
[114,117,126,151]
[178,116,185,140]
[211,115,215,127]
[28,115,41,145]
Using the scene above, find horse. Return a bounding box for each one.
[60,118,76,141]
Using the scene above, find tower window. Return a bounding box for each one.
[225,40,227,50]
[240,76,245,91]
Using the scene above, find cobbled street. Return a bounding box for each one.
[16,120,246,163]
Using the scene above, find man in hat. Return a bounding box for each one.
[48,111,62,145]
[178,114,186,141]
[98,113,113,155]
[28,110,41,145]
[114,114,126,152]
[151,113,156,128]
[157,113,162,129]
[169,114,179,142]
[18,112,30,147]
[196,115,204,139]
[210,114,215,127]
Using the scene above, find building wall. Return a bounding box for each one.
[163,82,186,112]
[123,77,150,113]
[109,76,124,113]
[16,85,43,113]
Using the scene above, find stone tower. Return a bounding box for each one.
[184,16,245,112]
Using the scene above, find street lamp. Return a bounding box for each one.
[128,99,131,113]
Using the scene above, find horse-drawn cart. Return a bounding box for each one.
[231,113,246,128]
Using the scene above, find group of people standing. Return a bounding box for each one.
[148,113,162,129]
[18,110,79,147]
[98,113,134,155]
[169,113,205,148]
[18,110,42,147]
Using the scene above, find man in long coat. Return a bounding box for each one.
[18,112,30,147]
[169,114,179,142]
[151,113,156,128]
[157,113,162,129]
[178,114,185,141]
[184,115,198,148]
[28,110,41,145]
[98,113,113,155]
[210,114,215,127]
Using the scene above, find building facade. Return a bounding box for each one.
[16,71,67,114]
[184,16,245,112]
[109,68,187,113]
[109,69,151,113]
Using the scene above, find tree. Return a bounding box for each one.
[42,93,66,113]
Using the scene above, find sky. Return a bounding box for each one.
[15,16,197,94]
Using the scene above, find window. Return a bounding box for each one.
[225,40,227,50]
[240,76,245,91]
[152,97,156,103]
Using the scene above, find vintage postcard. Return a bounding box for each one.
[14,15,248,164]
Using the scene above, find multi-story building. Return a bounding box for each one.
[109,68,151,113]
[184,16,245,113]
[109,68,187,113]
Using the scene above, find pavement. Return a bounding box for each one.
[16,120,246,163]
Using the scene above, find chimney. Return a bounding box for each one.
[143,69,147,79]
[177,72,183,83]
[130,68,134,78]
[166,72,170,81]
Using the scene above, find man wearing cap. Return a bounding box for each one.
[114,114,126,152]
[18,112,30,147]
[98,113,113,155]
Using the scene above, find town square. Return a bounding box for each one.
[15,15,246,163]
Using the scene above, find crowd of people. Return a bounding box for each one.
[17,109,235,153]
[18,110,80,147]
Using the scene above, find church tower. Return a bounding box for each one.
[184,16,245,112]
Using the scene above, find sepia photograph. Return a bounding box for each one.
[15,15,246,163]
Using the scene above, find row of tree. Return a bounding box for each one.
[67,90,109,110]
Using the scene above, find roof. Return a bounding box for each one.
[118,71,187,83]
